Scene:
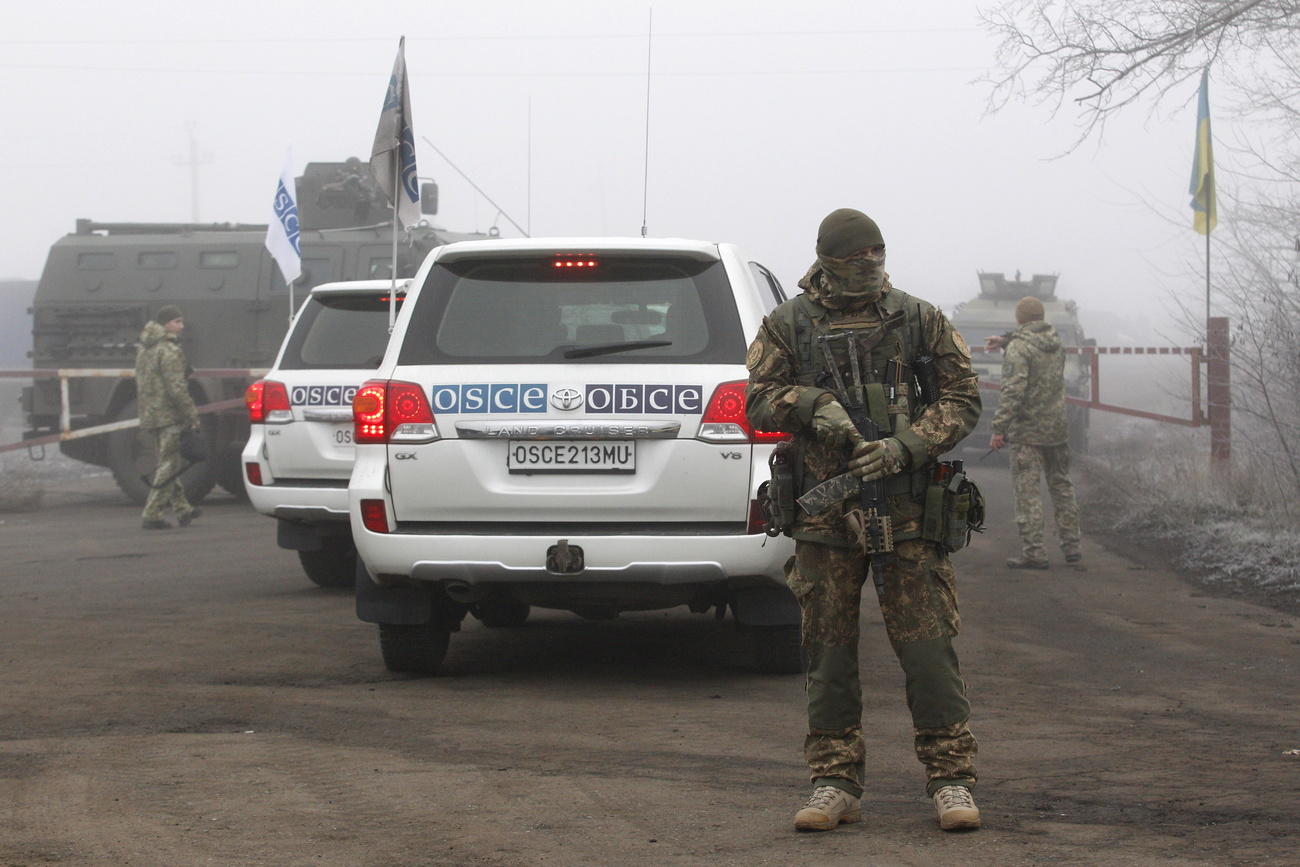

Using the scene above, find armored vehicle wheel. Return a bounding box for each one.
[747,624,805,675]
[107,399,215,506]
[215,448,250,501]
[297,536,357,589]
[476,600,531,628]
[378,622,450,676]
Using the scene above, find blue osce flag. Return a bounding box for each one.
[265,150,302,284]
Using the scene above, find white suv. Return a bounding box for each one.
[349,237,798,673]
[242,280,405,587]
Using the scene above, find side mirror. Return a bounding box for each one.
[420,182,439,216]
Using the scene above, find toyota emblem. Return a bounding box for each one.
[551,387,583,411]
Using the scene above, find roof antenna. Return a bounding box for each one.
[640,7,654,238]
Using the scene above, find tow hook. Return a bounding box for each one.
[546,539,584,574]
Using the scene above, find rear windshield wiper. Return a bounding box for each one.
[562,340,673,359]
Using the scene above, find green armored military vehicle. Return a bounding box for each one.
[23,159,488,503]
[949,272,1092,454]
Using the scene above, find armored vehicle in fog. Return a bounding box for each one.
[23,159,487,503]
[949,272,1092,453]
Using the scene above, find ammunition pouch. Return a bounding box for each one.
[920,462,985,553]
[758,440,799,537]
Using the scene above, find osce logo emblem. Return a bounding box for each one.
[428,383,703,414]
[585,384,702,414]
[429,383,548,414]
[290,385,358,406]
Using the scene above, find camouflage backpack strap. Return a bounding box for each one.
[878,288,938,503]
[878,286,927,366]
[791,293,828,383]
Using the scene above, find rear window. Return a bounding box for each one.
[399,254,746,364]
[278,293,401,370]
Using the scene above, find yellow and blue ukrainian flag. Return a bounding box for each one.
[1189,69,1216,235]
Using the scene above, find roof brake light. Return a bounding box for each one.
[553,255,598,269]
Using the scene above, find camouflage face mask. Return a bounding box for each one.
[818,251,887,300]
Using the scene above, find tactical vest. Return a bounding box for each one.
[771,287,937,505]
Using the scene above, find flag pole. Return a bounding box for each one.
[390,159,399,333]
[1205,226,1211,331]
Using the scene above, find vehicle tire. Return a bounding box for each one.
[215,447,250,501]
[747,624,805,675]
[107,398,215,506]
[378,622,451,676]
[297,536,357,589]
[476,600,531,628]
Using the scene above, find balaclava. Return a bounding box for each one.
[814,208,887,305]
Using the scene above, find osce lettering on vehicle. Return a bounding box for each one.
[428,383,702,414]
[584,384,702,414]
[290,384,359,406]
[429,384,547,414]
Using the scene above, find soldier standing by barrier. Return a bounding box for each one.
[986,296,1081,568]
[747,208,984,833]
[135,305,201,530]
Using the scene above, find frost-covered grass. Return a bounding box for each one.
[1079,424,1300,612]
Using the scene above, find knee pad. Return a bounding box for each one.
[807,643,861,731]
[896,635,970,729]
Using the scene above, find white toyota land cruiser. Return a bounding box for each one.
[242,279,405,588]
[349,237,799,674]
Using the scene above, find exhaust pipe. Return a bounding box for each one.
[443,580,479,604]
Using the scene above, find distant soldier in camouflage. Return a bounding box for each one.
[987,296,1081,568]
[135,305,202,530]
[746,209,983,833]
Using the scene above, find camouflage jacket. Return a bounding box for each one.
[134,321,198,430]
[746,266,981,546]
[991,320,1067,445]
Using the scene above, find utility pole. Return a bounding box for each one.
[173,122,213,223]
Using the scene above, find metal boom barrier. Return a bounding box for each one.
[0,367,268,455]
[972,344,1206,427]
[973,316,1232,466]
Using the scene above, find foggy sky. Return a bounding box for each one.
[1,0,1214,341]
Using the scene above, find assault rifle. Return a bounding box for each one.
[796,331,894,585]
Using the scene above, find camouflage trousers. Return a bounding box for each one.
[1009,443,1081,562]
[786,539,977,798]
[141,424,193,522]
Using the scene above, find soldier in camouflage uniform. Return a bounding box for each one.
[135,305,201,530]
[746,209,983,833]
[987,296,1081,568]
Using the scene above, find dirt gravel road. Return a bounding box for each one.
[1,469,1296,866]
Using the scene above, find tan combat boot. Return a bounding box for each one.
[933,785,981,830]
[794,785,862,831]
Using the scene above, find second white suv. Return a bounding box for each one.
[242,280,405,587]
[349,237,799,673]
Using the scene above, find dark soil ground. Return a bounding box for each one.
[1,469,1297,866]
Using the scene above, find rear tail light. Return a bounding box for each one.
[696,380,790,443]
[353,379,439,444]
[360,499,390,533]
[746,498,767,534]
[244,462,263,486]
[245,379,292,424]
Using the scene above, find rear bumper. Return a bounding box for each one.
[242,433,349,521]
[246,479,349,521]
[351,522,792,588]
